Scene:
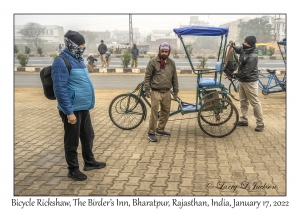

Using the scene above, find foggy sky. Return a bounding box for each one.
[14,14,269,34]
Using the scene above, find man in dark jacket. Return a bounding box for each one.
[229,36,264,132]
[144,42,179,142]
[131,43,139,67]
[52,30,106,181]
[98,40,108,67]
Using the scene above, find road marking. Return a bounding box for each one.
[264,63,284,65]
[14,60,44,61]
[15,64,51,66]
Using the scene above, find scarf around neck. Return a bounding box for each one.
[64,37,85,59]
[158,45,171,69]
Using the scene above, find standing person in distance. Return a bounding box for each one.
[98,40,108,67]
[131,43,139,68]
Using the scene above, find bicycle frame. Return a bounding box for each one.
[127,83,182,117]
[258,72,286,94]
[125,81,233,119]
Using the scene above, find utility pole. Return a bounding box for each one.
[129,14,133,47]
[274,14,281,41]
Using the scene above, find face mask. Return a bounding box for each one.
[77,47,85,57]
[64,37,85,58]
[242,44,252,50]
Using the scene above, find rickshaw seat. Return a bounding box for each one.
[199,78,220,88]
[182,103,201,111]
[215,61,221,72]
[267,69,276,74]
[198,62,221,88]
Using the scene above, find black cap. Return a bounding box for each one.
[101,40,104,42]
[245,36,257,47]
[64,30,85,46]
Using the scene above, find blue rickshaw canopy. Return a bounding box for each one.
[173,26,229,37]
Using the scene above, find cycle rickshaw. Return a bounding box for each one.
[229,38,286,100]
[109,26,239,138]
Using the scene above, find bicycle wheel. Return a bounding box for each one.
[229,79,240,101]
[198,98,239,138]
[200,93,233,125]
[109,94,145,130]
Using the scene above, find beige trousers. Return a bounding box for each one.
[148,91,171,134]
[239,81,264,126]
[131,58,138,68]
[106,56,112,67]
[99,54,107,67]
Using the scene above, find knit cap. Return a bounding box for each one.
[245,36,257,47]
[64,30,85,46]
[160,42,170,50]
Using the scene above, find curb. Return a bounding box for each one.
[14,67,286,75]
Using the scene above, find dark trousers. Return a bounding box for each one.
[59,110,95,172]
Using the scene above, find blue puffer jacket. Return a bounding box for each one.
[52,49,95,115]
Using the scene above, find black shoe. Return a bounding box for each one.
[236,121,248,126]
[156,129,171,136]
[68,169,87,181]
[83,161,106,171]
[255,125,264,132]
[148,133,158,142]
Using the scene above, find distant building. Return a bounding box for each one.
[14,25,64,44]
[149,30,178,52]
[265,15,286,41]
[183,16,208,27]
[219,19,245,43]
[94,30,112,44]
[112,28,141,44]
[178,16,209,45]
[220,15,286,44]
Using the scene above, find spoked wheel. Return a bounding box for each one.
[197,98,239,138]
[109,94,145,130]
[228,79,240,101]
[200,95,233,126]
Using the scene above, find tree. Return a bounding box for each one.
[197,57,208,69]
[186,44,193,56]
[120,48,132,68]
[19,22,45,51]
[145,35,151,45]
[191,36,219,52]
[14,45,19,54]
[37,47,43,56]
[16,53,29,66]
[237,18,273,43]
[25,46,31,54]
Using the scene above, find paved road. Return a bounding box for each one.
[15,74,234,90]
[14,73,284,92]
[14,88,286,196]
[14,57,285,69]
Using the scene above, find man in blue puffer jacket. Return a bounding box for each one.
[52,30,106,181]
